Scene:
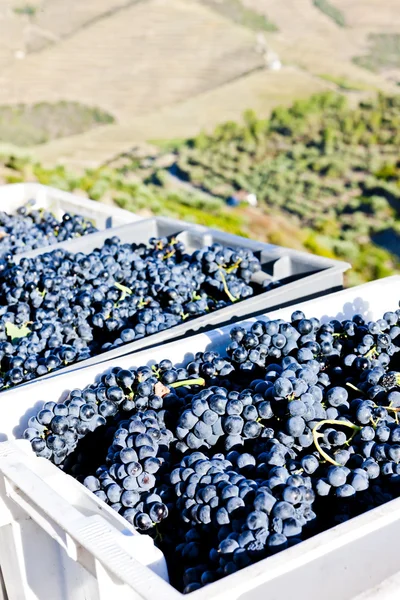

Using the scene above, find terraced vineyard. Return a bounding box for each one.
[1,92,399,286]
[169,92,400,284]
[100,91,400,286]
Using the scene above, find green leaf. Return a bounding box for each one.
[5,321,31,343]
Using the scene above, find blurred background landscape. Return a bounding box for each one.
[0,0,399,285]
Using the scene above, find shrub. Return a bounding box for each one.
[313,1,346,27]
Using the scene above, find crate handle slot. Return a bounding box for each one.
[0,443,170,590]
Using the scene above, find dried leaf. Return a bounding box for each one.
[154,381,170,398]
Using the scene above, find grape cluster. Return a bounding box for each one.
[24,303,400,593]
[0,237,263,391]
[24,395,106,465]
[171,452,249,526]
[84,411,173,530]
[24,360,210,464]
[175,387,265,453]
[170,453,315,592]
[192,245,260,303]
[0,200,97,259]
[227,310,400,375]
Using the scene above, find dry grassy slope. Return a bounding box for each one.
[242,0,399,89]
[0,0,138,70]
[333,0,400,31]
[0,0,399,166]
[24,0,137,52]
[30,0,134,39]
[333,0,400,80]
[0,0,136,52]
[0,0,262,120]
[0,2,28,68]
[240,205,310,252]
[31,66,332,166]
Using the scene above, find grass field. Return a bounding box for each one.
[353,34,400,72]
[0,101,114,146]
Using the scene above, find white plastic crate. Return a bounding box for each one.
[7,215,349,386]
[0,183,141,230]
[0,276,399,600]
[0,441,170,600]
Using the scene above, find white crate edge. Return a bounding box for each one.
[2,439,400,600]
[0,276,399,600]
[0,183,142,229]
[0,440,172,600]
[2,275,398,441]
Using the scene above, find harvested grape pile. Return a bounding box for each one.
[25,305,400,592]
[0,236,266,391]
[0,200,97,258]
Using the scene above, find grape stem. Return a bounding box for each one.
[114,282,133,302]
[367,399,400,421]
[381,403,400,424]
[387,400,400,424]
[312,419,361,466]
[346,382,364,394]
[170,378,205,389]
[382,405,400,412]
[218,269,238,303]
[138,299,150,308]
[364,345,377,359]
[224,258,242,274]
[154,525,163,542]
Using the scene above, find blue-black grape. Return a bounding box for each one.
[22,300,400,593]
[0,236,267,391]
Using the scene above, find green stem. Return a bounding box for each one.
[225,258,242,274]
[154,525,163,542]
[370,416,380,428]
[364,345,377,359]
[219,269,238,303]
[115,282,133,303]
[346,382,363,394]
[170,378,205,389]
[312,419,361,466]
